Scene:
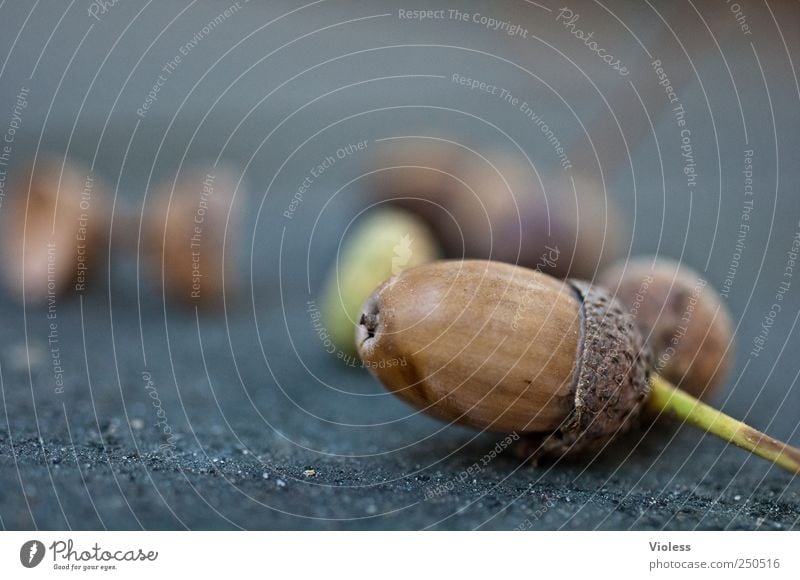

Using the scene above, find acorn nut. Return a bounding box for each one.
[358,262,800,473]
[0,157,108,302]
[146,165,243,308]
[321,207,440,355]
[356,260,652,456]
[364,139,463,231]
[439,157,625,279]
[600,257,734,399]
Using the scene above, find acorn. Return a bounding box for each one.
[365,145,624,279]
[321,207,440,355]
[363,138,465,231]
[599,257,734,399]
[0,157,108,302]
[431,154,539,266]
[555,172,626,279]
[357,259,651,455]
[430,154,624,279]
[357,260,800,473]
[145,165,243,307]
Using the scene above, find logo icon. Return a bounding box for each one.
[20,540,45,568]
[391,234,414,275]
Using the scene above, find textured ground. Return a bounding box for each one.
[1,290,798,530]
[1,0,799,530]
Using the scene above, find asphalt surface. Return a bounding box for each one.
[1,0,799,530]
[1,280,798,530]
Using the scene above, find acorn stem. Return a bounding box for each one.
[646,374,800,475]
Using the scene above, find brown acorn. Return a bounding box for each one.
[381,147,627,279]
[365,145,624,279]
[145,165,243,307]
[356,260,652,455]
[0,157,108,302]
[437,160,625,280]
[357,260,800,473]
[599,257,734,400]
[431,154,542,266]
[364,138,464,230]
[320,207,440,355]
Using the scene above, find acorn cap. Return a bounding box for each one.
[536,279,653,456]
[357,260,652,456]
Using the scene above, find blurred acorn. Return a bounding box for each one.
[435,154,625,279]
[320,207,440,355]
[363,138,464,229]
[0,157,109,302]
[433,153,547,268]
[145,165,244,308]
[558,173,627,279]
[599,257,734,399]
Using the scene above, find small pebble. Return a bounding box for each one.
[276,478,287,488]
[303,468,317,478]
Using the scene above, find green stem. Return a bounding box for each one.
[646,374,800,476]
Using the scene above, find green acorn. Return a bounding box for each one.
[321,207,440,355]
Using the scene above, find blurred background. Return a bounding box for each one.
[0,0,798,530]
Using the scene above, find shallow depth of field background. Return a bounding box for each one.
[0,0,798,530]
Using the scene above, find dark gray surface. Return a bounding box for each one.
[1,0,799,530]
